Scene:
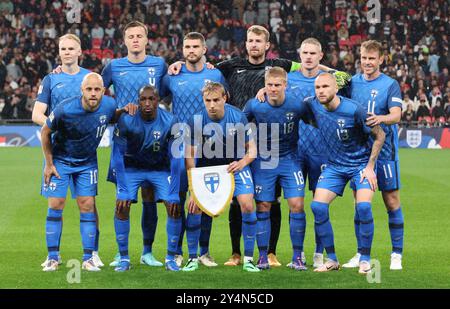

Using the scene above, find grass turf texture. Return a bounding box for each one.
[0,147,449,289]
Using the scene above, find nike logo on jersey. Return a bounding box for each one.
[178,81,188,85]
[291,86,299,89]
[119,71,128,76]
[237,69,246,73]
[56,84,64,88]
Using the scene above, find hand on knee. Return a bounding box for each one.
[115,207,130,221]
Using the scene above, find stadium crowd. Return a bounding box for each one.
[0,0,449,126]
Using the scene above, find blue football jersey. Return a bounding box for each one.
[304,96,372,167]
[102,56,167,108]
[187,104,252,167]
[287,70,329,157]
[243,93,309,159]
[161,64,227,124]
[36,67,91,114]
[349,73,402,161]
[46,95,117,165]
[113,108,178,171]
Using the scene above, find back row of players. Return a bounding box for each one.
[34,22,404,274]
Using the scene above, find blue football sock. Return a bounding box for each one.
[314,228,324,254]
[354,206,362,254]
[290,212,306,261]
[311,201,337,262]
[166,216,182,261]
[356,202,374,262]
[80,212,96,261]
[186,213,201,259]
[114,215,130,261]
[199,212,212,256]
[177,197,186,255]
[142,201,157,255]
[242,212,257,258]
[388,207,404,254]
[46,208,63,261]
[256,211,270,258]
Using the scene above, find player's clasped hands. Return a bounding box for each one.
[43,164,60,185]
[360,167,378,191]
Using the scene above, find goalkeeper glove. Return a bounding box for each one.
[329,70,352,89]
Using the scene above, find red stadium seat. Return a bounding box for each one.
[90,49,103,59]
[350,35,362,46]
[102,49,113,58]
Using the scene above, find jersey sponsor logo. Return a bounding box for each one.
[236,69,246,73]
[56,84,64,88]
[153,130,161,140]
[178,81,188,86]
[119,71,128,76]
[290,86,299,90]
[406,129,422,148]
[99,115,107,124]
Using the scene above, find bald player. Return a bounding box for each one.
[303,73,385,274]
[40,73,136,272]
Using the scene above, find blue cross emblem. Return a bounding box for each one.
[204,173,220,193]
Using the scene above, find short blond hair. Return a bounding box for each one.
[59,34,81,46]
[361,40,383,56]
[202,82,226,97]
[247,25,270,42]
[300,37,322,52]
[265,66,287,82]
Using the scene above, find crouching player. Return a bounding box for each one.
[184,82,260,272]
[307,73,385,274]
[41,73,136,271]
[244,67,310,271]
[111,85,182,272]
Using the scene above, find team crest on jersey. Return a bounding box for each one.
[44,182,57,191]
[370,89,378,98]
[148,67,155,76]
[255,185,262,194]
[153,130,161,140]
[337,119,346,128]
[99,115,107,124]
[204,173,220,193]
[286,112,294,121]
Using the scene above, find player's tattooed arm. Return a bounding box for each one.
[41,124,60,185]
[362,125,385,191]
[366,106,402,126]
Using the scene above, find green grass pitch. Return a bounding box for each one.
[1,147,449,289]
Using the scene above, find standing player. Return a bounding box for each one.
[170,25,301,267]
[184,82,260,272]
[102,21,168,267]
[33,34,103,268]
[306,73,385,274]
[343,40,404,270]
[255,38,351,268]
[111,85,182,272]
[244,67,309,271]
[161,32,227,268]
[40,73,135,271]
